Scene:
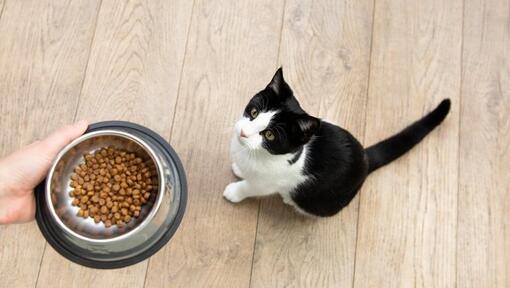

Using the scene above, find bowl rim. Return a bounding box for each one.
[45,129,165,243]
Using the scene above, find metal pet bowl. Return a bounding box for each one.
[35,121,187,269]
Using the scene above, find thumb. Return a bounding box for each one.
[22,120,88,187]
[0,120,89,192]
[39,120,89,158]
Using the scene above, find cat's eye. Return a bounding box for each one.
[250,107,259,119]
[263,130,275,141]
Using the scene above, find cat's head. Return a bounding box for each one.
[234,68,320,154]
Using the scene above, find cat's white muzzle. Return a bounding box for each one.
[234,119,261,150]
[234,111,277,150]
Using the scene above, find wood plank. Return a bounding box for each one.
[75,0,194,135]
[35,0,194,287]
[250,0,373,287]
[0,1,100,288]
[457,0,510,286]
[353,0,462,287]
[0,1,5,19]
[144,1,285,287]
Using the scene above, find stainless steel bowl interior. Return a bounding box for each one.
[46,131,164,241]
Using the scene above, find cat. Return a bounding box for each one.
[224,68,451,217]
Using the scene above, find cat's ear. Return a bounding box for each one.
[267,67,287,95]
[296,115,321,143]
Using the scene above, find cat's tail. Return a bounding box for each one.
[365,99,451,173]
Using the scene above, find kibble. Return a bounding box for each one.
[69,147,157,228]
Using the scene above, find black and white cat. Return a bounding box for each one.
[224,68,450,217]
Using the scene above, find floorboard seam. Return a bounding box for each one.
[455,0,466,287]
[352,0,377,286]
[72,0,103,123]
[143,1,196,287]
[248,1,287,287]
[166,0,196,142]
[34,1,103,287]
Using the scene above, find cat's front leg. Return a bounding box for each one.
[223,180,270,203]
[223,181,251,203]
[231,163,244,178]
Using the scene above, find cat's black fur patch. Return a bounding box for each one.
[247,68,451,217]
[243,69,320,155]
[293,122,368,216]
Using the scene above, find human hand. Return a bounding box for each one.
[0,121,88,224]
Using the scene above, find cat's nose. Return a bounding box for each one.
[240,129,248,138]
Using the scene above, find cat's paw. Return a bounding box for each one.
[231,163,243,178]
[223,182,245,203]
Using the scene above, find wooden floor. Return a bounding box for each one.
[0,0,508,287]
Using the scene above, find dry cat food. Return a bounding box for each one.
[69,146,157,228]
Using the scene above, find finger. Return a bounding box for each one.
[0,121,89,192]
[29,120,88,181]
[40,120,88,157]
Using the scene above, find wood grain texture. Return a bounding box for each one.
[0,0,509,286]
[0,1,100,287]
[35,0,194,287]
[353,0,462,287]
[75,0,194,136]
[0,1,5,19]
[250,1,373,287]
[144,1,285,287]
[457,0,510,286]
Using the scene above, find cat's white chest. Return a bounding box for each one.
[230,134,308,193]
